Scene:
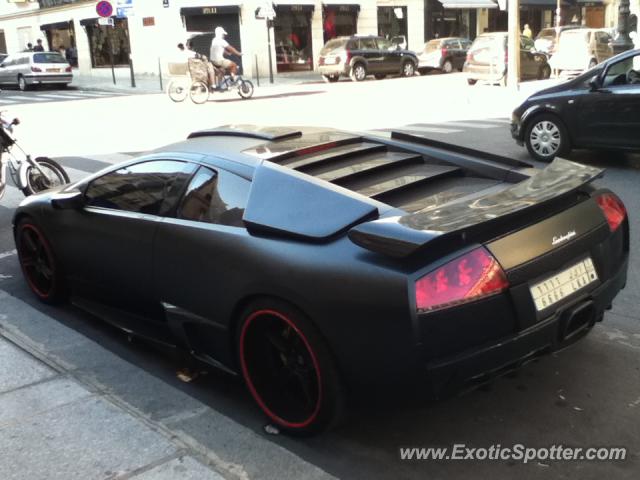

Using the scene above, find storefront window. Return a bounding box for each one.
[323,5,359,43]
[274,6,314,72]
[378,6,408,47]
[427,0,475,40]
[84,18,131,68]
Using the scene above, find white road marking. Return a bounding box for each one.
[36,94,86,99]
[0,250,17,260]
[435,121,497,129]
[0,98,18,104]
[402,125,464,134]
[2,95,46,102]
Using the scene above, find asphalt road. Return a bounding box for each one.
[0,86,134,106]
[1,116,639,479]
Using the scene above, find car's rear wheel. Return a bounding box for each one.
[15,218,67,304]
[442,59,453,73]
[322,74,339,83]
[467,78,477,85]
[525,114,570,162]
[350,63,367,82]
[237,299,344,435]
[402,61,415,77]
[18,75,29,91]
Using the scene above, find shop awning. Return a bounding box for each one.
[40,21,73,31]
[575,0,604,4]
[519,0,561,5]
[322,4,361,13]
[439,0,497,8]
[275,4,315,13]
[180,6,241,16]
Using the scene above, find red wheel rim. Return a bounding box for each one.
[240,309,323,429]
[17,224,55,299]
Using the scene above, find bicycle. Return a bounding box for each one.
[189,69,255,104]
[0,111,69,200]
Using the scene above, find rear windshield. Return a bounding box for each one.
[321,39,348,54]
[559,30,589,48]
[34,53,67,64]
[424,40,441,52]
[536,28,556,39]
[469,35,505,53]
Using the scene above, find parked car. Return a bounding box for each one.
[0,51,72,91]
[464,32,551,85]
[512,49,640,161]
[14,124,628,434]
[417,37,472,73]
[533,25,585,56]
[318,35,418,82]
[548,28,614,74]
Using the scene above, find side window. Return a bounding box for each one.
[602,53,640,86]
[377,38,393,50]
[179,166,250,227]
[85,160,196,215]
[359,38,377,50]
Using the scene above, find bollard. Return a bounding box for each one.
[255,54,260,87]
[158,57,163,91]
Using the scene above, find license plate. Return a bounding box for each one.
[324,57,336,65]
[530,258,598,312]
[47,68,60,72]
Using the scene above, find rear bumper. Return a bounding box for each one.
[463,63,506,81]
[425,255,628,394]
[318,64,349,77]
[25,74,72,85]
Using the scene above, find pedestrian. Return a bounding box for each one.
[523,24,532,39]
[25,42,33,52]
[59,45,66,57]
[33,39,45,52]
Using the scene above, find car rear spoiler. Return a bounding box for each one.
[348,158,604,258]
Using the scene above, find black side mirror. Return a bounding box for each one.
[51,189,84,210]
[589,76,601,91]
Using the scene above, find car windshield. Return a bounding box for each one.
[34,53,67,64]
[424,40,440,53]
[536,29,556,40]
[469,35,505,53]
[320,39,347,54]
[559,31,588,50]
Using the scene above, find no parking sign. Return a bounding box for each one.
[96,1,113,18]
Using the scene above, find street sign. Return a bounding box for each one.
[98,17,114,26]
[255,1,276,20]
[96,0,113,18]
[116,0,133,18]
[163,0,169,7]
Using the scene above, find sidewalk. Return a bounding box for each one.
[0,288,335,480]
[70,70,324,94]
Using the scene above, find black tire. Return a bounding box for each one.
[21,157,70,196]
[539,65,551,80]
[237,79,254,99]
[467,78,477,85]
[237,298,345,435]
[18,75,29,91]
[322,75,339,83]
[374,74,386,80]
[15,218,67,304]
[350,63,367,82]
[524,113,571,162]
[442,59,454,74]
[402,60,415,77]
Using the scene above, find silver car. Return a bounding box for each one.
[0,51,72,91]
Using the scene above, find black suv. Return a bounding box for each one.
[318,35,418,82]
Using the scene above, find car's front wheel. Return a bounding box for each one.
[237,299,345,435]
[15,218,67,304]
[442,59,453,73]
[525,114,570,162]
[18,75,29,91]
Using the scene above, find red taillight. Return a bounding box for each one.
[319,57,325,66]
[504,51,508,64]
[31,67,42,72]
[596,193,626,232]
[65,66,72,72]
[415,247,509,312]
[345,50,351,64]
[441,47,448,58]
[466,53,473,62]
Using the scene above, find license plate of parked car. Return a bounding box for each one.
[47,68,60,72]
[530,258,598,312]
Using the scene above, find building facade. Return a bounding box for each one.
[1,0,638,80]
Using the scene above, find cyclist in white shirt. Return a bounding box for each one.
[210,26,242,79]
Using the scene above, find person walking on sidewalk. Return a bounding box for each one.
[209,27,241,80]
[33,39,45,52]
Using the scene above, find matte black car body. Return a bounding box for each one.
[13,126,629,434]
[318,35,418,82]
[512,48,640,161]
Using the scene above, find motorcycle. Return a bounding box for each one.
[0,111,70,200]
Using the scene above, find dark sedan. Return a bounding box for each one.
[512,48,640,161]
[13,126,628,435]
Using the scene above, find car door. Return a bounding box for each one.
[153,165,252,356]
[0,56,11,84]
[51,158,197,318]
[359,37,383,73]
[575,52,640,148]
